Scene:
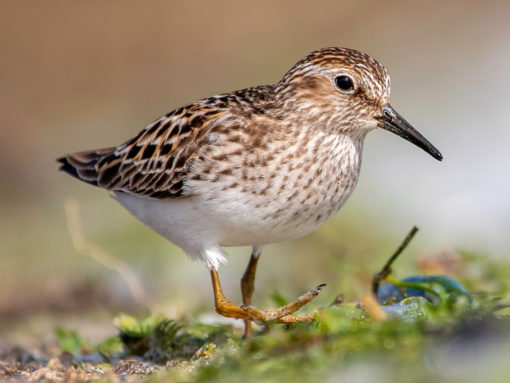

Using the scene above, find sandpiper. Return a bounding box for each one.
[59,47,442,337]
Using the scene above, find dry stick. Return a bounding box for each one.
[64,198,153,312]
[371,226,419,296]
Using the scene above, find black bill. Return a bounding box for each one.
[376,105,443,161]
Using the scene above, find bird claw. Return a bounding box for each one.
[240,283,326,324]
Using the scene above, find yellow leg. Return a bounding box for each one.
[210,268,251,320]
[240,247,262,338]
[210,255,326,336]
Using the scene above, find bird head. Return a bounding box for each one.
[277,47,442,161]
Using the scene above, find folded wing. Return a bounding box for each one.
[58,104,225,198]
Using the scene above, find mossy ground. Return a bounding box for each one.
[2,249,510,383]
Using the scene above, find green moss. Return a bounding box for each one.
[55,327,91,355]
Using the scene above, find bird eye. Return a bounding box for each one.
[335,75,354,92]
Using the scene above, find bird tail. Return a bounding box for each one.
[57,147,116,187]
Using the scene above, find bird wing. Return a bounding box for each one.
[58,102,227,198]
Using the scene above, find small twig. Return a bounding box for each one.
[64,198,154,312]
[372,226,419,295]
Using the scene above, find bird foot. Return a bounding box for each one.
[211,268,325,334]
[240,283,326,325]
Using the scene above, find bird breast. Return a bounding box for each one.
[189,130,364,246]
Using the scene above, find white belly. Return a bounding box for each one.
[113,191,324,252]
[113,161,359,267]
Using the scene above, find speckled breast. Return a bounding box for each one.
[193,132,364,246]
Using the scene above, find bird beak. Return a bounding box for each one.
[376,105,443,161]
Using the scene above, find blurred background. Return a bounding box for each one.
[1,0,509,347]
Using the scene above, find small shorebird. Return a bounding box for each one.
[59,47,442,337]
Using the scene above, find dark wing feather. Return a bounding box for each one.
[58,147,116,186]
[58,103,225,198]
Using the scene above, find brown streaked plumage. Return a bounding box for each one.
[59,47,442,337]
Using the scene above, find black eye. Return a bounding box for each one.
[335,75,354,92]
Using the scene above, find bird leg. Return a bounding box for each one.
[210,268,251,320]
[210,263,325,336]
[240,247,262,338]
